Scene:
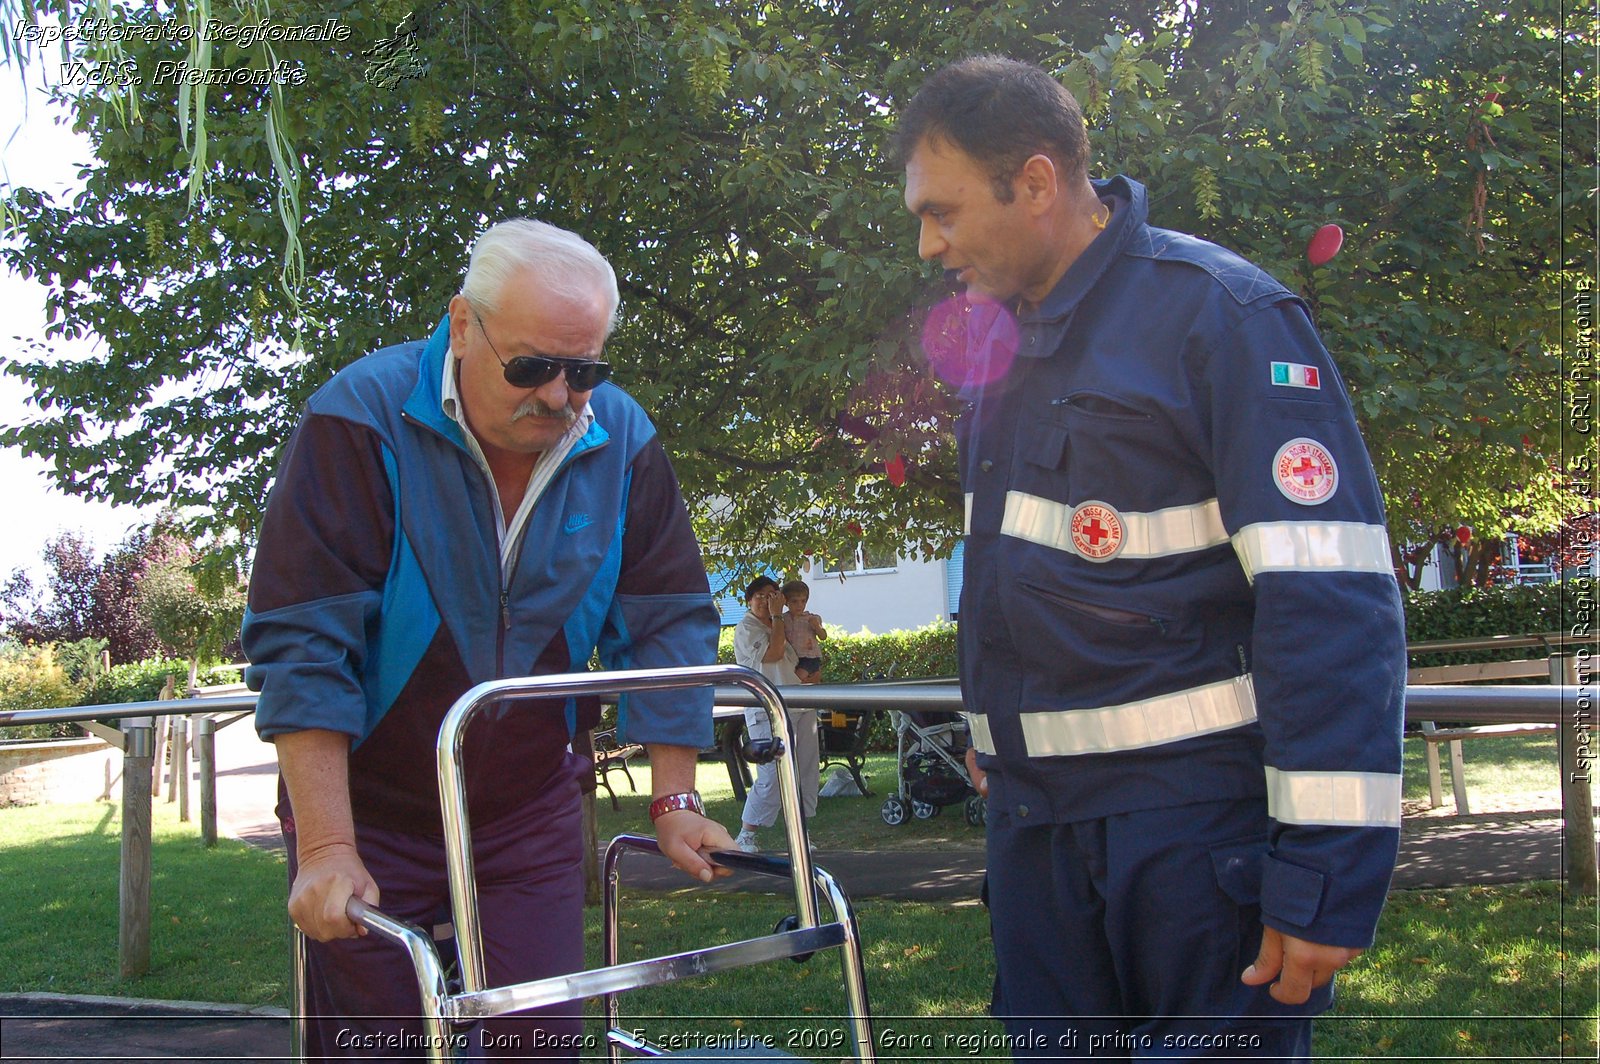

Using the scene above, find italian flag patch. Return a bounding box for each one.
[1271,361,1321,390]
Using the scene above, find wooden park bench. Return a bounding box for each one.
[1408,636,1564,814]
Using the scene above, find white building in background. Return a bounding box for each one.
[713,542,965,634]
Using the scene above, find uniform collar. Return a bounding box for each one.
[1018,174,1146,339]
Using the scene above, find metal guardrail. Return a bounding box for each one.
[0,692,258,728]
[0,681,1577,731]
[716,681,1577,727]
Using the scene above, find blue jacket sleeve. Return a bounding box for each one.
[242,412,395,741]
[1201,298,1408,948]
[597,436,719,748]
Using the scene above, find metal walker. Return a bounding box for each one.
[289,663,876,1061]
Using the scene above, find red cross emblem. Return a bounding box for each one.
[1070,501,1126,561]
[1274,438,1339,504]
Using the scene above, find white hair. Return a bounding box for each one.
[459,219,620,334]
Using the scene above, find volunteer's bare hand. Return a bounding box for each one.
[1241,926,1362,1005]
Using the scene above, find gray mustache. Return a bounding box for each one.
[511,399,575,423]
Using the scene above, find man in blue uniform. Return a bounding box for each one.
[895,57,1407,1059]
[244,219,733,1058]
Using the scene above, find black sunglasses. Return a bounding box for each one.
[473,311,613,391]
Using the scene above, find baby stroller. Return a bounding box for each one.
[879,709,987,827]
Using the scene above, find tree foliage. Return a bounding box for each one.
[2,0,1592,586]
[138,545,247,684]
[1041,0,1593,584]
[0,529,172,663]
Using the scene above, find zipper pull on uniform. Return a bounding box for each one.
[500,589,511,630]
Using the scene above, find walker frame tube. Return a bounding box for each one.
[438,664,816,993]
[600,835,875,1061]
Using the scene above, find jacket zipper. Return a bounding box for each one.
[1017,579,1167,632]
[492,434,610,673]
[401,407,611,674]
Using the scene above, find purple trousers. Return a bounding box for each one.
[284,768,586,1061]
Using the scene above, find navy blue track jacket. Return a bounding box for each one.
[243,317,719,833]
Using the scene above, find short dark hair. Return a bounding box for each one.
[893,55,1090,203]
[743,575,779,603]
[781,580,809,598]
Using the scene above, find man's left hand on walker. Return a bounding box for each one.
[655,810,737,883]
[1241,925,1362,1004]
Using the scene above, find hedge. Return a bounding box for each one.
[78,659,244,708]
[716,622,958,681]
[1402,582,1588,668]
[714,581,1588,682]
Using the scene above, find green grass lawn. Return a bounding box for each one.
[0,802,291,1007]
[1,721,1591,1062]
[1400,732,1561,812]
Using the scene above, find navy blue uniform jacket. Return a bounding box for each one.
[959,177,1407,948]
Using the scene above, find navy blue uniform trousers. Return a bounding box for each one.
[986,794,1325,1060]
[284,767,586,1061]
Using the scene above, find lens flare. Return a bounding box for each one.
[920,294,1019,389]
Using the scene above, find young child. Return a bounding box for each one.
[780,580,827,684]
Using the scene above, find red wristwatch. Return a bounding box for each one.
[648,791,705,821]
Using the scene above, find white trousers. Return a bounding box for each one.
[740,708,819,828]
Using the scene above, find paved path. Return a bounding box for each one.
[0,722,1580,1061]
[0,994,289,1063]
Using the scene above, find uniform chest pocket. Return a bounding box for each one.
[1058,391,1158,449]
[1023,418,1071,470]
[1059,390,1155,422]
[1055,391,1181,500]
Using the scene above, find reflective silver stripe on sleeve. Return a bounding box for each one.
[1232,521,1393,583]
[1019,675,1256,756]
[1002,492,1229,559]
[964,492,974,535]
[965,711,995,755]
[1264,766,1403,828]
